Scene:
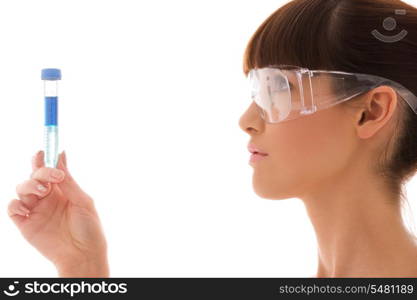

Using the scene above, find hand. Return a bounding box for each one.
[8,150,109,277]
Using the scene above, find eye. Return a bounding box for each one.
[249,71,260,97]
[270,75,290,92]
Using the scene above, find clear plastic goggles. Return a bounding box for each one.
[248,65,417,123]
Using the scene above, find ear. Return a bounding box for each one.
[355,86,398,139]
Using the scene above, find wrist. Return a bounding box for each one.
[55,253,109,277]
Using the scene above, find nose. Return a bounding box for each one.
[239,101,264,135]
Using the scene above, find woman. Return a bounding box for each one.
[8,0,417,277]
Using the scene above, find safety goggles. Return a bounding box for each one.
[248,65,417,123]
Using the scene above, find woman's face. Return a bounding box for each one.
[239,89,357,200]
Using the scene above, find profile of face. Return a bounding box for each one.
[239,73,359,200]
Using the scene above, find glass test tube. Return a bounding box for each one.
[41,68,61,168]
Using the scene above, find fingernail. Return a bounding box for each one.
[51,169,64,180]
[37,184,47,192]
[19,206,30,215]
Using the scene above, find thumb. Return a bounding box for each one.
[56,151,93,208]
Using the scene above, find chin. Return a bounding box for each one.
[251,166,299,200]
[252,183,293,200]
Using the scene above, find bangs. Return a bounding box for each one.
[242,0,343,76]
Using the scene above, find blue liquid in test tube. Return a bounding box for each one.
[41,68,62,168]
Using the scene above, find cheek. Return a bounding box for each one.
[252,110,353,199]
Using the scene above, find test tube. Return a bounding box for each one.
[41,68,62,168]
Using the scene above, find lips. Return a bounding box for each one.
[247,144,268,156]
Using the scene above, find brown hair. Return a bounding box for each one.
[243,0,417,202]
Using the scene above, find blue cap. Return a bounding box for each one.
[41,68,62,80]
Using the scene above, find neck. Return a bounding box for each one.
[300,162,417,277]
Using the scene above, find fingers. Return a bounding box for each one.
[31,150,65,183]
[8,199,30,217]
[27,150,93,209]
[32,150,44,172]
[62,150,68,168]
[31,166,65,183]
[16,179,51,209]
[56,151,93,208]
[57,151,72,179]
[17,179,50,198]
[14,150,64,211]
[8,199,30,227]
[8,199,31,228]
[9,151,70,227]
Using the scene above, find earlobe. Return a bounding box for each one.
[357,113,373,139]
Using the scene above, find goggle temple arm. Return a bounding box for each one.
[297,68,318,115]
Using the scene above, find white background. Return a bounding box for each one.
[0,0,416,277]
